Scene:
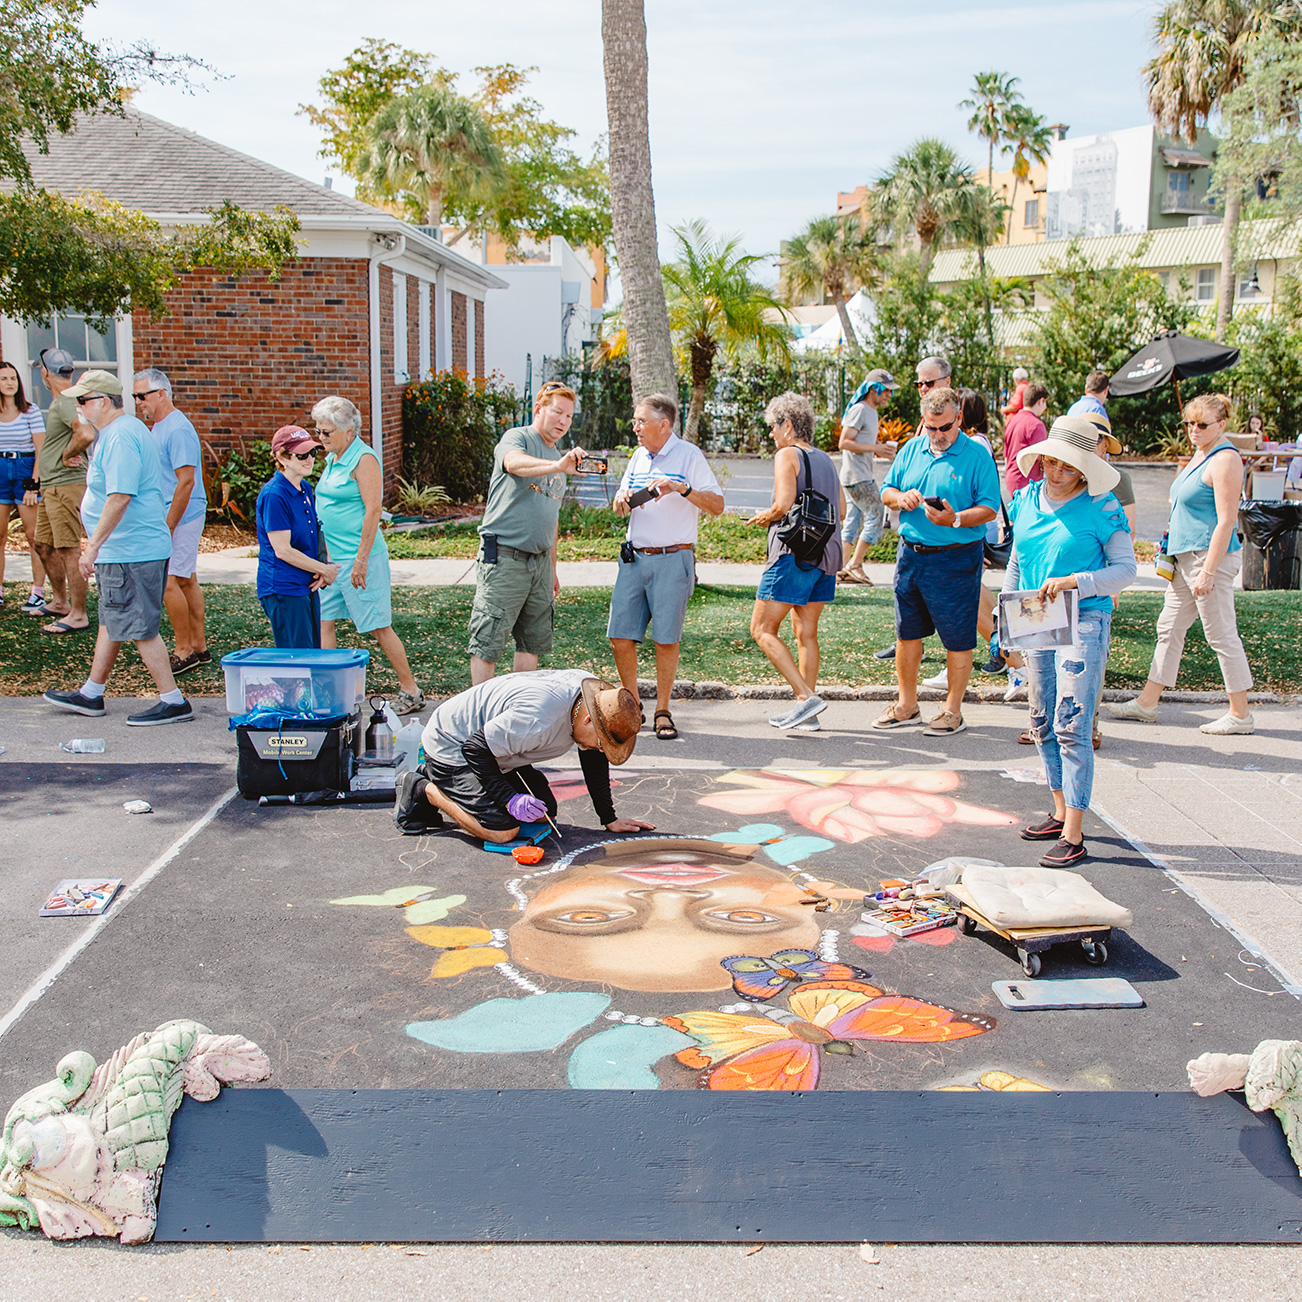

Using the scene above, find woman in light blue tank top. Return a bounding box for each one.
[1108,394,1254,735]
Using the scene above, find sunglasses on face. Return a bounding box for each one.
[75,394,107,406]
[1184,419,1218,430]
[916,378,940,390]
[133,388,163,400]
[288,450,317,461]
[923,418,957,435]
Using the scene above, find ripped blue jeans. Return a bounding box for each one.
[1025,611,1111,812]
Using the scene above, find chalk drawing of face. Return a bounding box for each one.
[508,840,820,993]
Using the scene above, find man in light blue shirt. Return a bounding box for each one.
[41,370,192,727]
[876,386,1000,737]
[1066,370,1110,419]
[134,368,209,675]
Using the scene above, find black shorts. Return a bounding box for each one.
[422,760,557,832]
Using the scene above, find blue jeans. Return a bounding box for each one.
[1025,610,1111,812]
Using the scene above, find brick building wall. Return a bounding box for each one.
[451,291,467,372]
[475,301,485,379]
[132,256,372,480]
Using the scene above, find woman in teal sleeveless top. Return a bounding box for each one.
[1108,394,1253,735]
[312,395,425,715]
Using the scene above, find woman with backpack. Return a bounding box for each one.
[748,392,843,731]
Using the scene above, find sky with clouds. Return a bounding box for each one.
[84,0,1162,267]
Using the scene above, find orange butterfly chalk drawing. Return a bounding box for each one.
[664,981,995,1091]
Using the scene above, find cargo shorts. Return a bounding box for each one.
[467,549,555,663]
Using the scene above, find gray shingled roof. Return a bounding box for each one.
[20,107,385,220]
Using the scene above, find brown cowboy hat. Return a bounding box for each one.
[579,677,641,765]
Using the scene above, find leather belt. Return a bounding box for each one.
[0,450,35,459]
[903,539,977,555]
[497,544,545,561]
[635,543,694,555]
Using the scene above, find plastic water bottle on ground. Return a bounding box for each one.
[60,739,106,754]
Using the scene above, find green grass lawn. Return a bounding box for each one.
[5,581,1299,699]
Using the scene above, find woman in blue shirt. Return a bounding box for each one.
[255,426,338,648]
[1005,416,1136,867]
[1108,394,1253,736]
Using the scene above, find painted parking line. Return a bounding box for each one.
[0,786,239,1046]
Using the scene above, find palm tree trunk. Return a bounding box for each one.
[919,238,936,280]
[425,188,443,233]
[684,381,708,441]
[1215,184,1242,343]
[601,0,676,403]
[1006,176,1020,244]
[833,292,860,355]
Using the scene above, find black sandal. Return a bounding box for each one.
[654,709,678,740]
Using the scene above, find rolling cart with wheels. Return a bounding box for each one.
[946,884,1113,978]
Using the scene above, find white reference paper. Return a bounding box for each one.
[998,589,1078,651]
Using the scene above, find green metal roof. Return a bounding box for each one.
[929,219,1299,284]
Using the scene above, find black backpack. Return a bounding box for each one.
[776,448,837,567]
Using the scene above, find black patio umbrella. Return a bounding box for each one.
[1108,330,1240,399]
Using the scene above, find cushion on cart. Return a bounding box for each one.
[960,865,1133,930]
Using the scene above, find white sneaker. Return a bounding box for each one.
[1106,698,1158,723]
[922,669,949,689]
[1199,711,1255,735]
[769,695,827,730]
[1003,669,1027,702]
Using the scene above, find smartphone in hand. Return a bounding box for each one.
[576,454,608,474]
[923,495,947,511]
[626,484,661,509]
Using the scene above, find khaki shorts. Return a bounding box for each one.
[35,483,86,550]
[468,551,554,663]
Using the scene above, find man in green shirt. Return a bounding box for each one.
[32,348,94,634]
[468,382,590,683]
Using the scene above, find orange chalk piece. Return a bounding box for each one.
[512,845,545,865]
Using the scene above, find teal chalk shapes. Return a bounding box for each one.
[707,824,833,865]
[764,835,834,866]
[406,992,611,1054]
[567,1023,695,1089]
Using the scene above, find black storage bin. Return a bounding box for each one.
[235,712,360,798]
[1238,502,1302,591]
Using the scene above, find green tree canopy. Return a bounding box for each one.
[875,138,979,277]
[0,0,299,325]
[303,43,612,254]
[354,83,505,230]
[781,214,882,355]
[662,219,789,441]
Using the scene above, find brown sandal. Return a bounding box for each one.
[654,710,678,740]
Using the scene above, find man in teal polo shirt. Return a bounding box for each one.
[874,386,1000,737]
[41,370,192,726]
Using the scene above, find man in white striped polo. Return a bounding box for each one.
[608,394,724,741]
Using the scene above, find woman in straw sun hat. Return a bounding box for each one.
[1003,414,1136,868]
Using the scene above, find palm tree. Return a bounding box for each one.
[875,139,980,278]
[1004,105,1054,242]
[662,220,790,442]
[781,214,882,355]
[601,0,677,400]
[959,71,1023,188]
[1144,0,1298,339]
[356,83,505,231]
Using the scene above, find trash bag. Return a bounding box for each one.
[1239,503,1302,591]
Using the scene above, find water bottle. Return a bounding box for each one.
[61,739,106,754]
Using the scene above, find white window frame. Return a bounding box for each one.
[7,313,132,409]
[1195,268,1216,303]
[418,280,431,378]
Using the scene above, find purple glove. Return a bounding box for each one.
[506,793,548,823]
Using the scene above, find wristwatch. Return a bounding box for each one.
[950,512,963,528]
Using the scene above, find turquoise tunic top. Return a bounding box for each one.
[1167,441,1242,556]
[316,435,387,560]
[1007,482,1132,613]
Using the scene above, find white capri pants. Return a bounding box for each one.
[1148,548,1254,695]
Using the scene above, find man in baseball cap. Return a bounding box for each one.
[42,369,193,726]
[31,349,92,634]
[837,368,899,586]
